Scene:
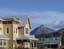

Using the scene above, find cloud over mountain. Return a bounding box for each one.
[0,8,64,29]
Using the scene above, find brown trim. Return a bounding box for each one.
[18,27,24,34]
[0,21,3,24]
[13,21,19,24]
[3,21,12,24]
[18,27,24,29]
[2,21,19,24]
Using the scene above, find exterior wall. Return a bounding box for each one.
[0,23,3,34]
[24,19,30,36]
[3,24,13,49]
[3,24,13,35]
[13,40,17,49]
[0,17,31,49]
[2,21,19,49]
[3,21,19,38]
[0,39,8,49]
[13,21,20,49]
[13,24,19,40]
[18,27,24,35]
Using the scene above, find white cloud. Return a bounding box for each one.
[0,8,64,29]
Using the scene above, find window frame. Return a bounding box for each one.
[26,28,28,34]
[0,40,2,47]
[0,40,7,47]
[5,25,10,34]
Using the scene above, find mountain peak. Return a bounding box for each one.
[30,25,54,35]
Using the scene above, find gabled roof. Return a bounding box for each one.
[1,17,21,23]
[11,16,31,28]
[0,16,31,28]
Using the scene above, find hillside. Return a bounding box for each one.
[30,25,54,35]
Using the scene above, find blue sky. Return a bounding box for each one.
[0,0,64,29]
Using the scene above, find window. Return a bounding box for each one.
[16,28,17,33]
[0,40,2,46]
[14,27,15,33]
[4,42,6,45]
[0,40,7,47]
[14,28,17,33]
[5,25,10,34]
[0,28,2,30]
[3,41,6,46]
[7,27,9,33]
[26,28,28,34]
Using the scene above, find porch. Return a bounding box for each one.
[15,35,38,49]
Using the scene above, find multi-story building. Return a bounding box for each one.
[0,16,38,49]
[36,32,61,48]
[57,28,64,49]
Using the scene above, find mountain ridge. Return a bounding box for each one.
[30,25,54,35]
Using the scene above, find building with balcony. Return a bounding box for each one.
[0,16,38,49]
